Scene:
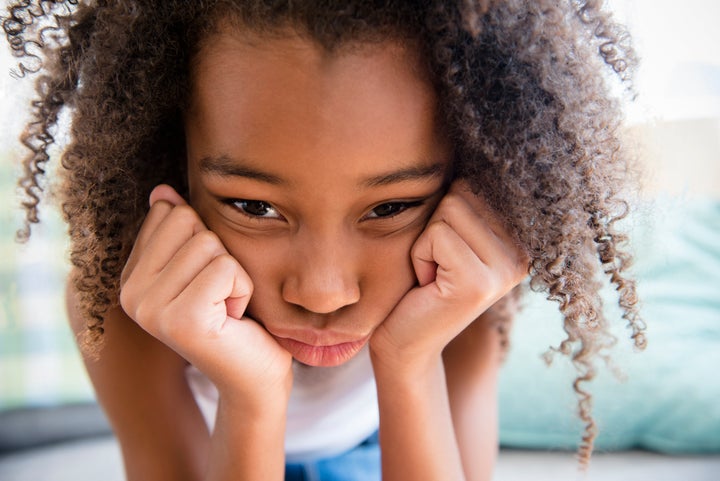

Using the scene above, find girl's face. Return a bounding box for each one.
[186,30,451,367]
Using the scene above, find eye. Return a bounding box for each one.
[365,200,424,219]
[230,199,283,219]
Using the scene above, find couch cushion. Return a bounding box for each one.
[499,198,720,453]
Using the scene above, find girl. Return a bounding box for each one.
[4,1,646,480]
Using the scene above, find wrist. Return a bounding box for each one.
[207,386,289,481]
[369,341,442,385]
[216,367,293,417]
[217,390,290,425]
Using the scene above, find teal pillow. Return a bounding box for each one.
[499,198,720,453]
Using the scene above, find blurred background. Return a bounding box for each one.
[0,1,718,480]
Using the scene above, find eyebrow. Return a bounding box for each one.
[199,155,285,185]
[362,163,446,187]
[199,154,446,187]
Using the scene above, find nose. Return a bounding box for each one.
[282,234,361,315]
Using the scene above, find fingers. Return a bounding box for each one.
[407,179,530,324]
[140,253,252,345]
[121,185,205,286]
[115,186,290,395]
[129,205,208,280]
[180,253,253,325]
[128,230,232,318]
[120,184,253,339]
[375,180,531,361]
[149,183,188,207]
[411,220,487,301]
[374,220,496,364]
[416,180,529,285]
[129,184,190,261]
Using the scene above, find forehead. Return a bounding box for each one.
[188,28,435,121]
[185,29,448,183]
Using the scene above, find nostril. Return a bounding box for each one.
[281,278,360,315]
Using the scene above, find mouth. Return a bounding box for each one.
[271,334,370,367]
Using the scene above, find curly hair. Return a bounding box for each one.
[3,0,646,465]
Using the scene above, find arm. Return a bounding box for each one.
[370,180,526,481]
[372,349,466,481]
[67,281,210,481]
[205,390,288,481]
[371,314,502,481]
[69,290,290,481]
[443,313,504,481]
[71,185,292,481]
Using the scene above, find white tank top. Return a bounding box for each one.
[186,346,379,462]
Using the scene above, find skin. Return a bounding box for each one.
[69,28,528,481]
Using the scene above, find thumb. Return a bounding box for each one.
[225,264,254,320]
[410,221,440,287]
[149,184,188,207]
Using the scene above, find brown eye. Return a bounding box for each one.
[232,199,282,219]
[366,201,424,219]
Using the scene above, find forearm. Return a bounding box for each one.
[205,395,288,481]
[67,287,211,481]
[444,316,504,481]
[444,356,499,481]
[372,354,466,481]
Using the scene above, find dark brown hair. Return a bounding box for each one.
[4,0,646,465]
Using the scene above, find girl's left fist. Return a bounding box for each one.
[370,180,529,369]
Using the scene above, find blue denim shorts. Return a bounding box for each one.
[284,431,380,481]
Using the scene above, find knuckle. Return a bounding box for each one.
[411,221,445,256]
[439,193,490,232]
[119,265,131,287]
[173,203,197,218]
[410,238,423,258]
[118,276,145,316]
[212,252,240,274]
[171,204,202,227]
[516,252,531,277]
[504,250,529,283]
[425,219,449,238]
[192,229,222,254]
[467,279,491,306]
[146,199,174,220]
[432,195,459,222]
[440,192,464,212]
[156,313,181,340]
[245,278,254,297]
[118,284,135,313]
[133,298,160,327]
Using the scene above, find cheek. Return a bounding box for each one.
[221,237,287,319]
[222,238,286,288]
[192,210,286,300]
[359,237,418,311]
[230,238,418,299]
[203,219,420,325]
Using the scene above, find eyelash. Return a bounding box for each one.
[222,198,426,221]
[363,200,426,220]
[224,199,284,220]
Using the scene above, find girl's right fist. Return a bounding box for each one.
[119,185,292,407]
